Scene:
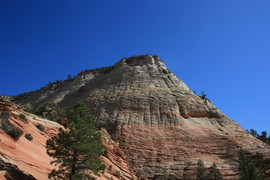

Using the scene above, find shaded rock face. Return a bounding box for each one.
[14,55,270,179]
[0,160,36,180]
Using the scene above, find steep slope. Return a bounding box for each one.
[0,98,62,179]
[14,55,270,179]
[0,98,137,180]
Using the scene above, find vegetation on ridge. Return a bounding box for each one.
[77,65,114,77]
[13,65,114,103]
[248,129,270,145]
[124,54,160,64]
[12,55,160,102]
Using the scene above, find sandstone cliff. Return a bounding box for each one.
[0,98,137,180]
[14,55,270,179]
[0,98,61,179]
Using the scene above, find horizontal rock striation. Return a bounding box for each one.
[97,129,138,180]
[14,55,270,179]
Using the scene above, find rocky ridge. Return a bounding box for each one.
[13,55,270,179]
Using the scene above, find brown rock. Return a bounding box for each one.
[57,117,69,127]
[13,55,270,179]
[96,129,138,180]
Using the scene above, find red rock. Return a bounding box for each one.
[0,98,137,180]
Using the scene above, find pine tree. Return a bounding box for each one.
[207,163,223,180]
[46,102,105,180]
[238,150,263,180]
[196,160,207,180]
[67,74,73,81]
[196,160,223,180]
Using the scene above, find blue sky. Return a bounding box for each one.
[0,1,269,133]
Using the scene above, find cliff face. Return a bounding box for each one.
[14,55,270,179]
[0,98,62,180]
[0,98,137,180]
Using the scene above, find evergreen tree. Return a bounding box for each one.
[200,91,207,100]
[207,163,223,180]
[248,129,270,145]
[46,102,105,180]
[253,152,268,179]
[67,74,73,81]
[258,131,270,144]
[248,129,259,138]
[196,160,223,180]
[238,150,263,180]
[196,160,207,180]
[35,102,63,121]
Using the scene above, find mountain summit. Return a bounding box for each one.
[13,55,270,179]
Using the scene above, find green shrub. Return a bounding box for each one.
[19,113,28,123]
[1,119,23,141]
[25,133,33,141]
[35,102,62,122]
[6,126,23,141]
[35,123,45,132]
[0,111,10,120]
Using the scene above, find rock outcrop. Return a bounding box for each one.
[0,98,137,180]
[0,160,36,180]
[14,55,270,179]
[0,98,62,179]
[97,129,138,180]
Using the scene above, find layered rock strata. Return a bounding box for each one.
[0,98,62,179]
[14,55,270,179]
[0,98,137,180]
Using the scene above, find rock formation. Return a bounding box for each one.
[0,98,137,180]
[13,55,270,179]
[0,98,62,179]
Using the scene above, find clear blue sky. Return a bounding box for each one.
[1,1,269,133]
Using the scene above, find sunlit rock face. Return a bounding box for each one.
[0,98,62,180]
[0,99,137,180]
[14,55,270,179]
